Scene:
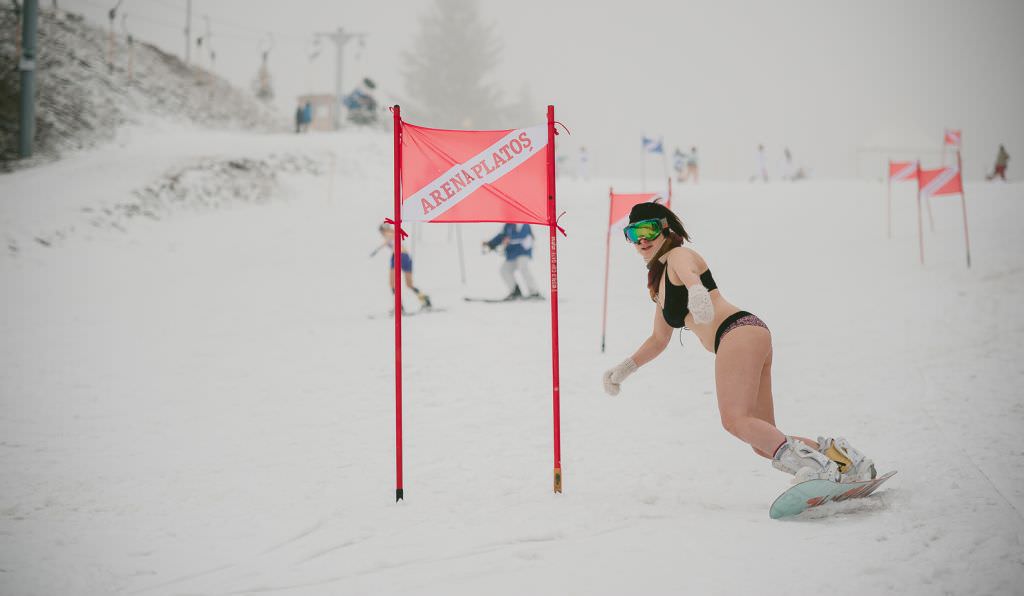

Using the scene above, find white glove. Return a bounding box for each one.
[686,284,714,325]
[603,358,638,396]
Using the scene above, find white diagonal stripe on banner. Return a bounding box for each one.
[921,167,958,198]
[893,163,916,181]
[402,125,548,222]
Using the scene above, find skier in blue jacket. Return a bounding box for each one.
[484,224,542,301]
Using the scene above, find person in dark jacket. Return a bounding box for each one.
[484,224,541,301]
[987,145,1010,181]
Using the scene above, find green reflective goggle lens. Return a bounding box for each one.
[623,219,664,244]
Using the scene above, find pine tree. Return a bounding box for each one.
[401,0,506,129]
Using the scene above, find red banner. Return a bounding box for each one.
[400,123,549,224]
[944,129,961,148]
[888,160,917,182]
[918,166,963,198]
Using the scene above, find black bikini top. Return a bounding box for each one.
[661,268,717,328]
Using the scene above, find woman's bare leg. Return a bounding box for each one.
[715,326,787,457]
[749,345,817,457]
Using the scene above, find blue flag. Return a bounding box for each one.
[642,136,664,154]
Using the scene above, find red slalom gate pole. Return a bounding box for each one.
[958,151,972,268]
[392,106,405,502]
[546,105,562,494]
[601,188,613,353]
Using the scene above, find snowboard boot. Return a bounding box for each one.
[817,436,876,482]
[772,438,841,483]
[418,293,432,309]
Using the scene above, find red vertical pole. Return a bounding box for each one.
[958,151,972,268]
[601,188,613,353]
[667,176,672,210]
[916,161,924,266]
[546,105,562,494]
[392,106,405,502]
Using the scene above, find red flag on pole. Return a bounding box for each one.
[887,160,919,239]
[888,160,917,182]
[916,161,971,267]
[918,165,963,198]
[391,107,563,499]
[943,129,962,148]
[401,124,549,224]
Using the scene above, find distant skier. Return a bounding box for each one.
[986,145,1010,181]
[602,202,878,485]
[577,146,591,181]
[684,146,699,183]
[373,222,431,313]
[780,147,795,181]
[673,148,687,182]
[294,103,303,134]
[483,224,541,301]
[556,154,570,179]
[750,144,768,182]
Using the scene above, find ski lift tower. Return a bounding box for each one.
[315,27,365,130]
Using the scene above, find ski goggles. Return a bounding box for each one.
[623,218,667,244]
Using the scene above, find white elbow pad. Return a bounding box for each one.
[687,284,714,325]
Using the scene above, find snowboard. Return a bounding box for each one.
[769,470,897,519]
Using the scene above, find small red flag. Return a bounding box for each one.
[918,166,963,198]
[889,160,917,182]
[944,129,962,148]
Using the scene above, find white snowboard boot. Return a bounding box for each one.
[772,438,841,483]
[817,436,876,483]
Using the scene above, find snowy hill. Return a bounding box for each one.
[0,6,285,169]
[1,125,1023,595]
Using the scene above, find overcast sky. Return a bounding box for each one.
[60,0,1024,180]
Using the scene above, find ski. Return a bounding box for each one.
[368,307,448,320]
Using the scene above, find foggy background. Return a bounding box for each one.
[57,0,1024,180]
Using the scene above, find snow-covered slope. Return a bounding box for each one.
[1,7,284,169]
[1,127,1022,595]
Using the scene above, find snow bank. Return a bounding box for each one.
[1,7,285,170]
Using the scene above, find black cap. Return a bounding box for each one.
[628,201,672,224]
